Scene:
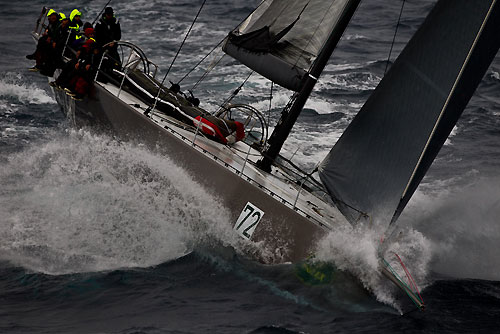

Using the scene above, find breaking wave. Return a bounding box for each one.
[314,222,431,312]
[315,175,500,310]
[318,72,381,91]
[0,72,55,105]
[402,177,500,281]
[0,129,253,275]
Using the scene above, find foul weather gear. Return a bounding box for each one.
[95,11,121,68]
[95,14,121,47]
[69,9,82,22]
[46,9,57,17]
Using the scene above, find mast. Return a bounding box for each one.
[257,0,361,172]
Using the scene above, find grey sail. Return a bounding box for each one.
[318,0,500,224]
[222,0,356,91]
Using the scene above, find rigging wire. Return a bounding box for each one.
[147,0,207,114]
[217,70,254,110]
[191,53,226,91]
[178,0,268,89]
[166,0,207,79]
[177,40,224,85]
[92,0,112,26]
[384,0,406,75]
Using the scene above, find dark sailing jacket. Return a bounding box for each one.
[95,15,121,47]
[75,42,102,80]
[46,20,60,40]
[53,24,70,51]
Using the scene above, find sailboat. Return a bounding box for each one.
[31,0,500,310]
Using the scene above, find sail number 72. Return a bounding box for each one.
[234,202,265,240]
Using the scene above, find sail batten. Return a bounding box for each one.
[318,0,500,225]
[222,0,356,91]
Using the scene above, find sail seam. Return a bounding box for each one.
[400,0,497,199]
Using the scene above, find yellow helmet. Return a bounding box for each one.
[46,9,57,17]
[59,13,67,21]
[70,9,82,21]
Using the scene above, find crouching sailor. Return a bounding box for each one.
[53,13,71,58]
[53,39,102,100]
[26,9,61,74]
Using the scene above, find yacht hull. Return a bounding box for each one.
[52,83,336,263]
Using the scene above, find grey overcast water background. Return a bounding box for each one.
[1,0,500,333]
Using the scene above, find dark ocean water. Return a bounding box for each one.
[1,0,500,333]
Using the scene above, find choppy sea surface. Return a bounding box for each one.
[1,0,500,333]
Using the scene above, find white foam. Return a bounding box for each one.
[400,177,500,281]
[314,222,431,311]
[0,73,55,105]
[0,129,254,274]
[317,72,381,91]
[249,90,292,113]
[324,60,376,72]
[281,125,342,168]
[444,125,459,146]
[0,124,44,140]
[344,34,367,41]
[305,97,362,115]
[0,101,18,115]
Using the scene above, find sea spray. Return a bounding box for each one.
[0,129,258,274]
[402,177,500,281]
[0,72,55,105]
[314,221,431,310]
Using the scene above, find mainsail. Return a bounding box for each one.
[318,0,500,224]
[223,0,359,92]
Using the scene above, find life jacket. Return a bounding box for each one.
[68,9,83,41]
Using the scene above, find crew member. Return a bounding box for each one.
[26,9,60,72]
[95,7,121,68]
[68,9,84,50]
[53,13,71,65]
[58,39,102,99]
[74,26,96,49]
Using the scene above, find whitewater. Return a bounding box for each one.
[1,0,500,332]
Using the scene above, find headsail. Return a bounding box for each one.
[223,0,358,92]
[318,0,500,224]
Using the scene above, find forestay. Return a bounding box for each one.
[318,0,500,224]
[223,0,355,91]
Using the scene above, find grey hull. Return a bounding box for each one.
[53,84,337,263]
